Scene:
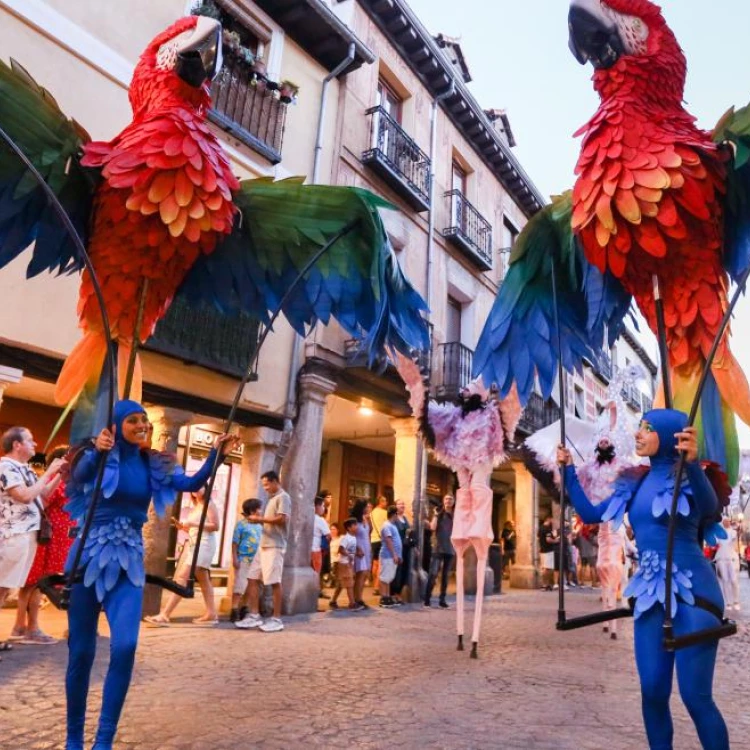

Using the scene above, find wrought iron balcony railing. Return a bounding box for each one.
[145,297,260,379]
[594,353,612,382]
[209,53,288,164]
[517,393,559,435]
[443,190,493,271]
[436,342,473,400]
[362,106,431,212]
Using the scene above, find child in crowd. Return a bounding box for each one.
[331,518,360,610]
[329,523,341,592]
[230,498,262,623]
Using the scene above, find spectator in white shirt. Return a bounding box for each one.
[0,426,65,653]
[311,496,331,599]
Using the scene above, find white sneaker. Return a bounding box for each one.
[259,617,284,633]
[235,613,263,630]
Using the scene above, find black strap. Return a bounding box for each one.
[691,595,724,623]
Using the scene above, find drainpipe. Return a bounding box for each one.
[425,80,455,312]
[275,43,357,470]
[312,42,356,183]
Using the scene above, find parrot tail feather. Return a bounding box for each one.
[672,361,742,484]
[54,331,108,406]
[711,349,750,427]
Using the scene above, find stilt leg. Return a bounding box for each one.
[454,542,467,651]
[470,539,490,659]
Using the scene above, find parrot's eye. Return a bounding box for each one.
[605,7,650,56]
[156,30,193,71]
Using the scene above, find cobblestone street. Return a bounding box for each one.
[2,579,749,750]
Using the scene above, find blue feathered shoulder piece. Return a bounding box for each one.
[601,465,649,529]
[145,449,185,517]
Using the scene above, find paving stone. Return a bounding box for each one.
[1,580,749,749]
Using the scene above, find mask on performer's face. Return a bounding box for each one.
[595,438,616,464]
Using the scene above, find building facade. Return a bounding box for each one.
[0,0,660,612]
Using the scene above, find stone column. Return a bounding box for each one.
[280,372,336,615]
[509,461,540,590]
[390,417,424,522]
[391,418,427,601]
[142,406,192,616]
[220,425,282,615]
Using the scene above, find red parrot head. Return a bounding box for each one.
[129,16,223,116]
[568,0,685,101]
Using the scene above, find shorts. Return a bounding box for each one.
[233,558,254,595]
[371,541,382,559]
[0,532,38,589]
[379,557,397,584]
[311,550,323,574]
[541,551,555,570]
[337,563,354,588]
[248,547,285,586]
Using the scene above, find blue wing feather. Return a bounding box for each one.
[473,192,630,404]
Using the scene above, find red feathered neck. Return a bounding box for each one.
[129,17,212,119]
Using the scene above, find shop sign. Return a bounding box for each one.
[190,427,244,457]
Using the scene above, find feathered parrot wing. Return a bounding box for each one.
[0,59,98,276]
[713,104,750,283]
[472,192,631,403]
[176,177,431,362]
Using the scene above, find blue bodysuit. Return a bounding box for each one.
[64,400,216,750]
[565,408,729,750]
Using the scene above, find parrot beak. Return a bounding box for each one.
[176,16,223,87]
[568,0,625,69]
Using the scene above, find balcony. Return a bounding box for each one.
[621,383,643,412]
[443,190,493,271]
[436,342,473,400]
[145,297,260,379]
[362,106,431,212]
[517,393,559,436]
[209,53,288,164]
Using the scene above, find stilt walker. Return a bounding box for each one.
[394,353,520,658]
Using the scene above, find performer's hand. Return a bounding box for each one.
[675,427,698,462]
[216,433,240,456]
[557,445,573,466]
[95,427,115,452]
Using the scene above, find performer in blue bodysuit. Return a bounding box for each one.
[558,409,729,750]
[64,400,237,750]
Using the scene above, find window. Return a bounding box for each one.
[377,78,403,123]
[446,296,463,343]
[574,385,585,419]
[502,218,518,251]
[451,162,467,227]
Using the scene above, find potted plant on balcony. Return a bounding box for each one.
[279,80,299,104]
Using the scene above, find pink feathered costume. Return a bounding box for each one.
[395,352,520,657]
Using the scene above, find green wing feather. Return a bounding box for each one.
[178,177,430,362]
[0,58,98,276]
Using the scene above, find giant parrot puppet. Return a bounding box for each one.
[0,15,430,442]
[473,0,750,485]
